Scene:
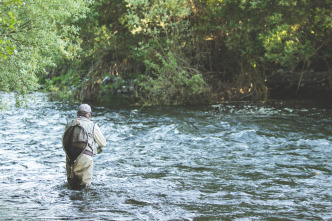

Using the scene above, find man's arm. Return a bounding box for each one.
[94,124,107,148]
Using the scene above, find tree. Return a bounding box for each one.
[33,0,331,104]
[188,0,331,100]
[125,0,210,105]
[0,0,91,106]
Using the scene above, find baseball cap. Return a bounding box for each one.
[78,104,92,113]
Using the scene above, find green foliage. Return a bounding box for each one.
[125,0,194,64]
[1,0,331,105]
[124,0,211,104]
[139,52,209,105]
[187,0,331,100]
[43,69,83,101]
[0,0,23,59]
[0,0,91,105]
[260,24,314,67]
[256,0,331,71]
[125,0,190,35]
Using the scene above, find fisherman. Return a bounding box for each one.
[63,104,107,189]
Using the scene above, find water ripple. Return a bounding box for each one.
[0,93,332,220]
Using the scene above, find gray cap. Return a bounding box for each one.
[78,104,92,113]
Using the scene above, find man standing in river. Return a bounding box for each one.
[63,104,107,189]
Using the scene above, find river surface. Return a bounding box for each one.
[0,92,332,220]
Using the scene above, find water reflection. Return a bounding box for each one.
[0,92,332,220]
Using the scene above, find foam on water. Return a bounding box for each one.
[1,92,332,220]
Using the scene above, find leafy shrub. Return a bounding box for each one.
[139,52,209,105]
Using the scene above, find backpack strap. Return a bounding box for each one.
[88,123,96,153]
[92,122,95,138]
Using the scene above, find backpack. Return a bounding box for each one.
[63,123,89,166]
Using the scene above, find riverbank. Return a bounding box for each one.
[266,70,332,100]
[37,68,332,108]
[96,70,332,106]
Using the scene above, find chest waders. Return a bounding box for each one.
[63,120,90,180]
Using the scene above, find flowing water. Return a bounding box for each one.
[0,92,332,220]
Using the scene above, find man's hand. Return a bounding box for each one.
[97,147,102,154]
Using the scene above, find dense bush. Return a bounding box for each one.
[1,0,331,105]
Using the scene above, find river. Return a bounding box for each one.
[0,92,331,220]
